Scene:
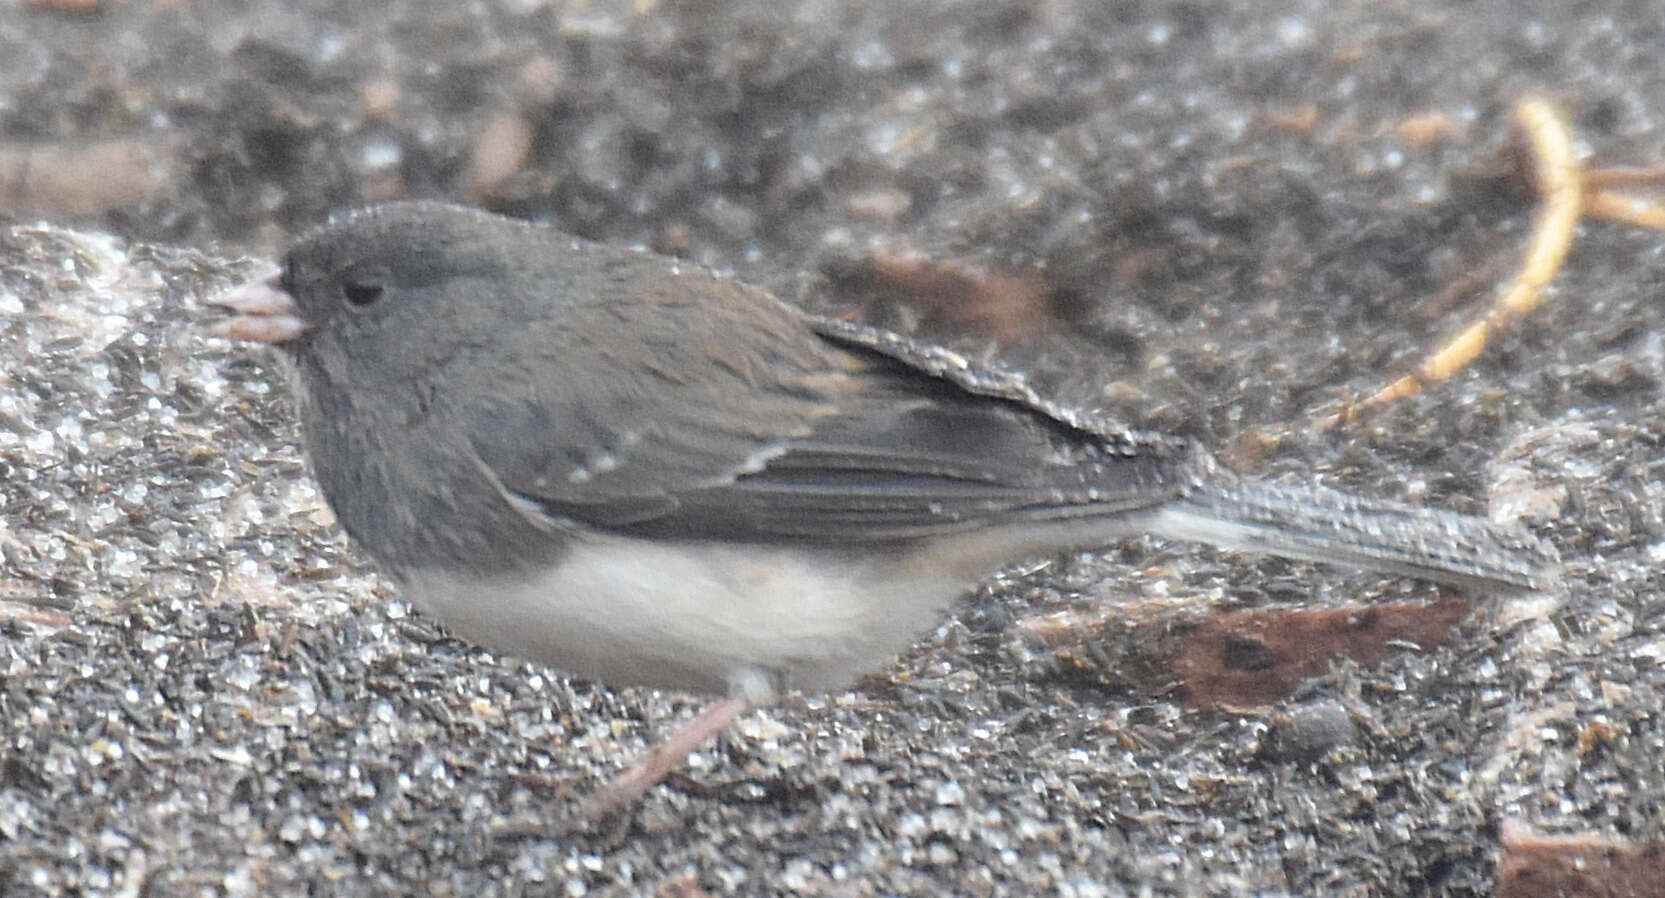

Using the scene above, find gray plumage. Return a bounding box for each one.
[222,200,1558,704]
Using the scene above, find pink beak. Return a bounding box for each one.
[212,265,310,343]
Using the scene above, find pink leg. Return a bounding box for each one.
[580,695,754,818]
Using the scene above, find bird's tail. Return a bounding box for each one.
[1152,474,1560,593]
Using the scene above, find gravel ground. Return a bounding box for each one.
[2,1,1663,895]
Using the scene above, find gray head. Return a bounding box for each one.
[213,201,595,579]
[220,201,562,391]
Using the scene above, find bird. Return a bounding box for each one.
[211,200,1558,815]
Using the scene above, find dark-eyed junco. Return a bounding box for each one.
[213,200,1558,814]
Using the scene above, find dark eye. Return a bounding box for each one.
[342,278,385,308]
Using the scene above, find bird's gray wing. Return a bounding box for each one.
[463,260,1187,543]
[639,374,1189,541]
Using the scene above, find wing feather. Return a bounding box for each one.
[463,241,1184,543]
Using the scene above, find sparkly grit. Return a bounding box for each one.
[2,0,1665,895]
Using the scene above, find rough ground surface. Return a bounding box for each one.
[2,1,1662,895]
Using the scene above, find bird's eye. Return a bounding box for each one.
[342,278,385,309]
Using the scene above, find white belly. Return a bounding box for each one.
[401,536,965,702]
[399,515,1155,703]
